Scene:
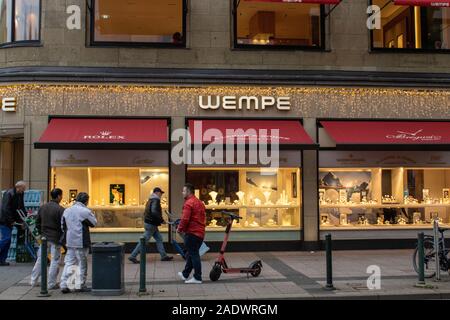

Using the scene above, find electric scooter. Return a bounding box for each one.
[209,211,262,281]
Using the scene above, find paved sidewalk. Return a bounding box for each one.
[1,250,449,300]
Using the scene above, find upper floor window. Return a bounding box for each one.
[371,0,450,51]
[234,0,325,49]
[0,0,40,46]
[91,0,186,47]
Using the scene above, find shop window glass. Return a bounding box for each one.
[319,167,450,228]
[235,0,323,48]
[0,0,39,45]
[51,166,169,230]
[92,0,185,45]
[371,0,450,50]
[187,167,302,232]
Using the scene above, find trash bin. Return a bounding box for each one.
[92,242,125,296]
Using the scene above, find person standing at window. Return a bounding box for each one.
[128,187,173,263]
[30,188,65,289]
[177,183,206,284]
[0,181,26,266]
[59,192,97,293]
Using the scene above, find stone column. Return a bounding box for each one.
[302,118,319,250]
[169,116,187,218]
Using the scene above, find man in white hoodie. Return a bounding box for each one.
[59,192,97,294]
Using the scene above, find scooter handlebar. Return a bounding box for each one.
[221,211,242,220]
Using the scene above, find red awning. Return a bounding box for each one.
[244,0,341,4]
[35,118,169,149]
[188,119,315,148]
[321,121,450,149]
[394,0,450,6]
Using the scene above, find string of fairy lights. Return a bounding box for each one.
[0,84,448,118]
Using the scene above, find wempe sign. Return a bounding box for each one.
[199,95,290,111]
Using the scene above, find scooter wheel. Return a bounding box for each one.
[250,264,262,277]
[209,265,222,282]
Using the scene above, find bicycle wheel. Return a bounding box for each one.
[413,238,437,278]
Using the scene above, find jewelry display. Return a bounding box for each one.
[209,191,218,205]
[236,191,245,205]
[263,190,273,205]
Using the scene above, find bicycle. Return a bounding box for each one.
[413,226,450,278]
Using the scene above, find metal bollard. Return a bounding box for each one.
[139,236,147,294]
[38,237,50,297]
[324,234,336,291]
[416,232,425,286]
[433,218,440,281]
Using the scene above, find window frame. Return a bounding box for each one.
[0,0,42,48]
[368,0,450,53]
[89,0,188,48]
[232,0,326,51]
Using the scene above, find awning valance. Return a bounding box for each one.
[393,0,450,7]
[188,119,316,149]
[35,118,169,149]
[321,121,450,150]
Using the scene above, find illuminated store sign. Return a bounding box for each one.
[1,97,17,112]
[199,96,291,111]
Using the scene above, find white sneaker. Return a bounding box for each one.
[185,278,202,284]
[178,272,187,281]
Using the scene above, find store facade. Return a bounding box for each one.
[0,83,448,251]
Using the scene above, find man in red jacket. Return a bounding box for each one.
[177,183,206,284]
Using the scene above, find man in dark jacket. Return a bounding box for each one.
[30,188,65,288]
[128,187,173,263]
[0,181,26,266]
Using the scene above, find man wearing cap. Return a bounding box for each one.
[129,187,173,263]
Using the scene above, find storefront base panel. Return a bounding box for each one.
[121,241,305,253]
[319,229,450,250]
[204,230,302,242]
[91,231,169,244]
[91,231,303,252]
[320,228,436,241]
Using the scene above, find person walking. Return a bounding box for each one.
[30,188,65,289]
[59,192,97,293]
[0,181,26,266]
[177,183,206,284]
[128,187,173,263]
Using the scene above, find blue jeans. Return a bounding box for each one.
[131,223,167,259]
[182,233,203,281]
[0,225,12,263]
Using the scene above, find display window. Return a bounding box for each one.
[371,0,450,51]
[187,167,302,232]
[234,0,324,49]
[50,150,169,231]
[0,0,40,46]
[91,0,186,46]
[319,151,450,230]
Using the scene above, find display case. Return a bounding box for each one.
[319,167,450,229]
[187,167,302,231]
[50,166,169,230]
